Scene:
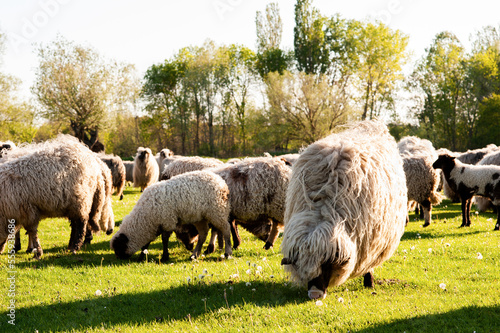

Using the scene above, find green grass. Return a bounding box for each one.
[1,189,500,332]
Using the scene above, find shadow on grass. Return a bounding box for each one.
[357,305,500,332]
[401,229,490,241]
[1,280,307,332]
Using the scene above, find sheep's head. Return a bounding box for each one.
[174,224,199,251]
[136,147,151,162]
[433,154,456,172]
[111,233,132,259]
[160,149,173,159]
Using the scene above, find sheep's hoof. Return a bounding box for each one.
[422,222,430,228]
[119,194,124,200]
[33,249,43,260]
[26,248,34,254]
[363,272,374,288]
[203,244,215,255]
[160,255,169,263]
[494,223,499,231]
[263,242,273,250]
[106,229,114,235]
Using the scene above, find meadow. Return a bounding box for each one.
[1,186,499,332]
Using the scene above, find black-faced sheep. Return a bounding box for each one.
[433,154,500,230]
[398,136,442,227]
[110,170,232,261]
[133,147,159,191]
[0,141,16,157]
[100,154,126,200]
[0,136,111,259]
[474,151,500,213]
[281,120,407,300]
[160,156,224,181]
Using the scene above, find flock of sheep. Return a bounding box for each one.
[1,120,499,300]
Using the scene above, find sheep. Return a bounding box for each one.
[0,141,16,157]
[278,153,300,166]
[474,150,500,214]
[433,154,500,230]
[160,156,224,181]
[0,136,110,259]
[209,156,292,251]
[398,136,442,227]
[133,147,159,191]
[280,120,407,300]
[440,145,499,202]
[100,154,126,200]
[123,160,134,183]
[157,148,174,177]
[110,170,232,261]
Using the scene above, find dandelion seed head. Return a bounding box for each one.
[439,283,446,290]
[445,243,451,247]
[477,253,483,260]
[315,300,323,306]
[338,297,344,303]
[142,249,149,254]
[246,269,252,274]
[428,248,432,254]
[246,282,251,287]
[95,290,102,296]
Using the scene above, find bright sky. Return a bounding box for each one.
[1,0,500,100]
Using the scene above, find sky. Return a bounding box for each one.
[1,0,500,100]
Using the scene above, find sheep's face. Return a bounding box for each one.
[306,261,334,300]
[138,149,149,162]
[175,224,199,251]
[111,233,132,259]
[432,154,455,173]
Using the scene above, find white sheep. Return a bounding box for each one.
[0,136,111,259]
[110,170,232,261]
[133,147,159,191]
[433,153,500,230]
[123,160,134,183]
[160,156,224,181]
[475,151,500,213]
[281,120,407,300]
[398,136,442,227]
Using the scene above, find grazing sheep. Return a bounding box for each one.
[133,147,159,191]
[100,154,126,200]
[123,161,134,183]
[433,154,500,230]
[398,136,442,227]
[281,120,407,300]
[110,170,232,261]
[160,156,224,181]
[210,156,292,250]
[0,136,110,259]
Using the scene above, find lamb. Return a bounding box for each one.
[0,136,111,259]
[133,147,159,191]
[110,170,232,261]
[123,160,134,183]
[160,156,224,181]
[280,120,407,300]
[398,136,442,227]
[100,154,126,200]
[433,154,500,230]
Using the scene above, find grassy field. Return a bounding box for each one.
[1,186,500,332]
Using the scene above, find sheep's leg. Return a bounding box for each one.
[68,218,87,253]
[465,197,473,227]
[27,229,43,259]
[161,231,173,262]
[83,225,93,245]
[307,261,334,300]
[460,196,472,227]
[419,204,424,219]
[421,200,432,227]
[230,219,241,249]
[264,218,280,250]
[222,226,233,258]
[204,228,218,255]
[494,206,500,231]
[14,230,21,253]
[191,222,209,259]
[363,270,374,288]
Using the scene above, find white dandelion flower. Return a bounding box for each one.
[428,248,433,254]
[410,246,415,251]
[477,253,483,260]
[315,300,323,306]
[444,243,451,247]
[338,297,344,303]
[256,266,263,271]
[475,211,479,215]
[142,249,149,254]
[262,257,267,261]
[95,290,102,296]
[439,283,446,290]
[246,269,252,274]
[246,282,251,287]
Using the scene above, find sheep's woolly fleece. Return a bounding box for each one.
[111,170,231,258]
[100,154,126,200]
[281,120,407,287]
[475,150,500,211]
[0,135,108,255]
[133,147,159,190]
[161,156,224,180]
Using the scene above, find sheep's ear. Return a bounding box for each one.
[281,258,292,265]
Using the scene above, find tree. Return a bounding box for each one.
[266,71,350,145]
[256,2,283,53]
[294,0,330,75]
[32,36,140,149]
[356,22,409,120]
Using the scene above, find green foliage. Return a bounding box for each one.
[1,193,500,332]
[473,93,500,147]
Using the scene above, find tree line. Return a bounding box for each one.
[0,0,499,158]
